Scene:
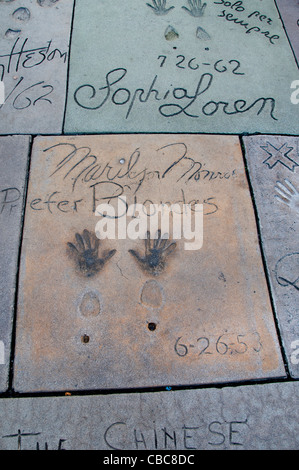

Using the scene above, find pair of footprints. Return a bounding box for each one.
[4,1,61,40]
[67,229,177,277]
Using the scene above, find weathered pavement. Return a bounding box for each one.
[0,0,298,450]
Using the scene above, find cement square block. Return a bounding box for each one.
[13,134,285,392]
[0,0,74,134]
[64,0,299,134]
[0,135,30,392]
[243,135,299,378]
[0,381,298,449]
[276,0,299,65]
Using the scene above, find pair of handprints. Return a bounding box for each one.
[147,1,211,41]
[147,0,207,17]
[67,229,176,278]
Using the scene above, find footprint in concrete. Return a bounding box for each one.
[79,291,101,317]
[37,0,60,6]
[12,7,31,22]
[165,25,179,41]
[196,26,211,41]
[5,28,21,39]
[141,280,164,309]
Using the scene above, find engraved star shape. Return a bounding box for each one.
[260,142,299,171]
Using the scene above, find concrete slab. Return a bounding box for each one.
[276,0,299,66]
[64,0,299,135]
[0,0,74,134]
[0,135,30,392]
[13,134,285,393]
[243,135,299,378]
[0,381,298,449]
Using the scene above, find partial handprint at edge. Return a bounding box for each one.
[274,179,299,215]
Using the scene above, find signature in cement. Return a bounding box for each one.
[275,252,299,292]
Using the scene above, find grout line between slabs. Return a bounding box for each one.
[62,0,77,134]
[8,136,34,395]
